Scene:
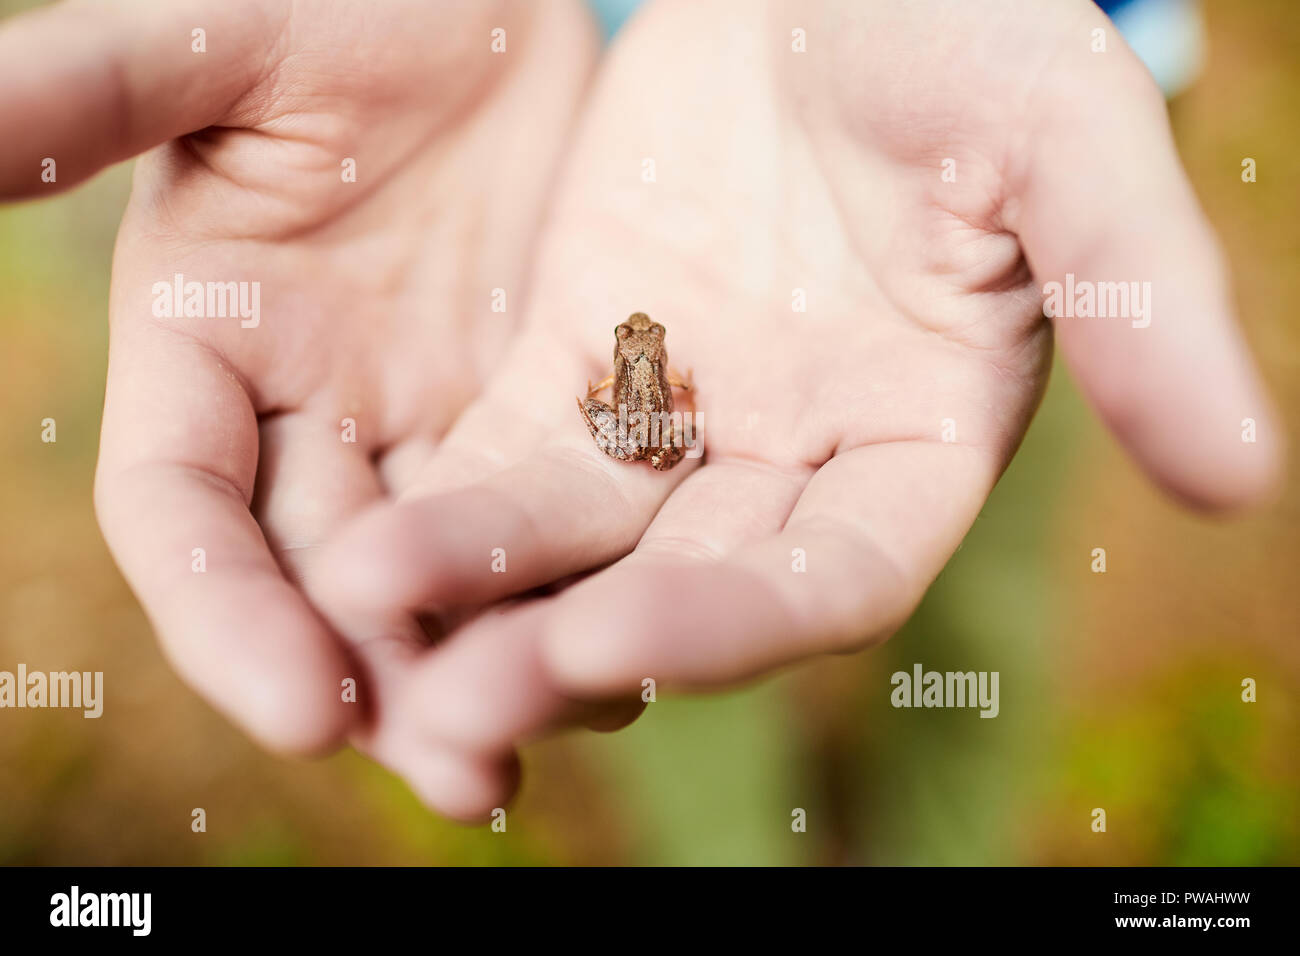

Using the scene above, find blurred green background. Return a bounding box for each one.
[1,0,1296,865]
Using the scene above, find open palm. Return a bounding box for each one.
[0,0,598,769]
[313,0,1281,818]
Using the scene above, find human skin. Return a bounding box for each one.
[0,0,601,816]
[0,0,1282,822]
[310,0,1283,817]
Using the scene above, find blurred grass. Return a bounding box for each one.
[0,0,1296,865]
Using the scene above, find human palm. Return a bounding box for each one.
[0,0,599,778]
[4,0,1279,821]
[311,0,1281,818]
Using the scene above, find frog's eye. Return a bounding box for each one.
[651,324,665,336]
[616,324,631,338]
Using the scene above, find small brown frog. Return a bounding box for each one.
[577,313,693,471]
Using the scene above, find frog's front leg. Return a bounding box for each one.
[577,396,637,461]
[586,374,616,397]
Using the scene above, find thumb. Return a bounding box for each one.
[0,0,281,199]
[1012,6,1283,510]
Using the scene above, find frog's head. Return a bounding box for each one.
[615,312,666,362]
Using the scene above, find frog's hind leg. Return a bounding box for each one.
[577,396,634,461]
[649,415,686,471]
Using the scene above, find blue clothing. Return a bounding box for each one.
[588,0,642,39]
[586,0,1203,96]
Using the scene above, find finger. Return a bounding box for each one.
[314,419,698,623]
[254,411,385,585]
[0,0,278,197]
[541,441,994,694]
[392,330,590,497]
[257,412,427,656]
[393,602,645,754]
[373,435,438,497]
[1012,8,1283,509]
[257,411,433,721]
[254,411,524,813]
[395,458,807,751]
[401,748,522,824]
[95,326,356,754]
[345,632,525,823]
[633,457,809,561]
[310,331,589,617]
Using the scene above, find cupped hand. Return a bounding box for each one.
[0,0,599,807]
[312,0,1282,817]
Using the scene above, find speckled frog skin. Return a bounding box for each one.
[577,313,689,470]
